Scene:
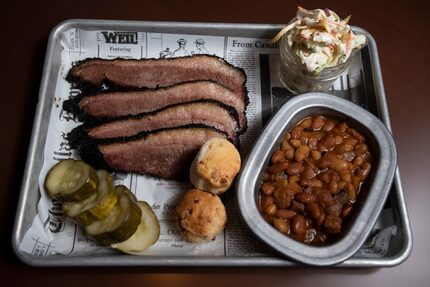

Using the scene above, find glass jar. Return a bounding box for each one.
[278,33,353,94]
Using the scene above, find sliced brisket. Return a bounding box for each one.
[76,81,247,133]
[70,126,227,180]
[87,101,239,146]
[67,55,248,103]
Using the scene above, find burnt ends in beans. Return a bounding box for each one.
[259,115,372,244]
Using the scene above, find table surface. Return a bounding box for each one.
[1,0,429,286]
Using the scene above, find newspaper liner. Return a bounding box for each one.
[19,28,396,258]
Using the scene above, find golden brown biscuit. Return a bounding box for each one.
[176,189,227,243]
[190,138,241,194]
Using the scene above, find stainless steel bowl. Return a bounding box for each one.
[236,92,397,266]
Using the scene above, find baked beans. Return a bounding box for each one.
[259,115,372,244]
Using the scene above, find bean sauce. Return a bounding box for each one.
[259,115,372,244]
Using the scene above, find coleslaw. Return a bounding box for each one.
[273,7,366,74]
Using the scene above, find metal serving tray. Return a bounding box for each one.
[12,19,412,267]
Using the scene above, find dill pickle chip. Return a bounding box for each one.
[115,185,137,202]
[44,159,97,202]
[85,189,142,245]
[63,170,118,226]
[112,201,160,255]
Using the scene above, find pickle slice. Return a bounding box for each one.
[115,185,137,202]
[44,159,97,202]
[112,201,160,255]
[85,189,142,245]
[62,170,118,226]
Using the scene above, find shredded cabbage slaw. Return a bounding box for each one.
[273,6,366,73]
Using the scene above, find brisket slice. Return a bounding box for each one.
[67,55,248,103]
[72,80,247,133]
[86,101,239,146]
[69,125,226,180]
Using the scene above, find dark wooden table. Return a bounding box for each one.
[1,0,428,285]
